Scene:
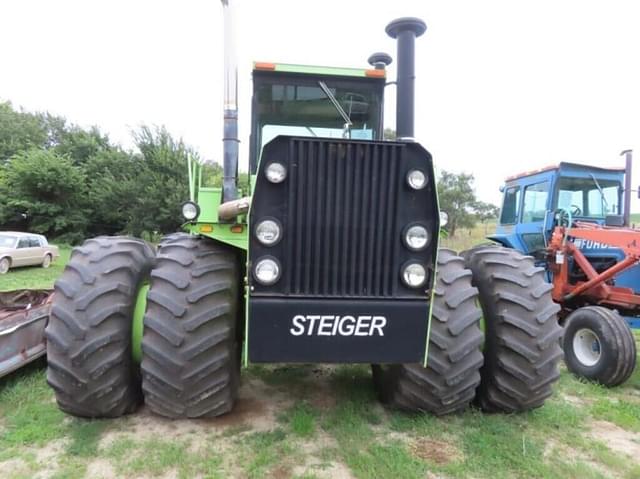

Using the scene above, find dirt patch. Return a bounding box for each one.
[0,458,33,477]
[589,420,640,457]
[410,437,463,465]
[85,458,116,479]
[201,396,267,429]
[562,394,589,407]
[543,438,612,477]
[35,438,66,463]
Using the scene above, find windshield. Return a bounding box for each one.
[251,74,383,172]
[556,177,621,217]
[0,235,17,248]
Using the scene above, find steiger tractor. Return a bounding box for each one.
[45,2,562,419]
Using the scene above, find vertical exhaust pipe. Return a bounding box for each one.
[221,0,239,203]
[621,149,633,226]
[386,17,427,140]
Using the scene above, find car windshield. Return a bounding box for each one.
[0,235,18,248]
[556,177,621,218]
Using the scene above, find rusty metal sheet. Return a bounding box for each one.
[0,290,53,378]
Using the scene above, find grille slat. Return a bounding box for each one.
[286,139,403,298]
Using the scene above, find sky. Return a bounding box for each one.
[1,0,639,208]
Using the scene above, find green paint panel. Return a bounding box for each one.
[197,187,222,223]
[131,283,149,363]
[186,223,249,251]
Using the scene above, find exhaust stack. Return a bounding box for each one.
[621,149,633,226]
[221,0,239,203]
[386,17,427,140]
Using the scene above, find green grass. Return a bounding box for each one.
[0,246,71,291]
[1,228,640,477]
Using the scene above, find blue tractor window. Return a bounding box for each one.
[500,186,520,224]
[556,177,621,218]
[522,181,550,222]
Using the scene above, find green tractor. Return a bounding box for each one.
[45,4,562,419]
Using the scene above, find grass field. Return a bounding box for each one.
[1,235,639,479]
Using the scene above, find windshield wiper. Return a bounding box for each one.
[318,81,352,138]
[589,173,610,214]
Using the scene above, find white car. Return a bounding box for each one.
[0,232,60,274]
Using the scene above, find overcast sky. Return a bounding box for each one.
[1,0,639,208]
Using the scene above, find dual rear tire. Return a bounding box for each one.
[46,234,240,419]
[373,246,564,414]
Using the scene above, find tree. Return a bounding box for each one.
[383,128,396,140]
[128,125,192,236]
[473,200,500,234]
[437,170,477,237]
[0,102,48,163]
[0,149,89,242]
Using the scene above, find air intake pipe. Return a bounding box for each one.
[221,0,239,203]
[621,149,633,227]
[386,18,427,140]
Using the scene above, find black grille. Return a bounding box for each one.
[285,139,403,297]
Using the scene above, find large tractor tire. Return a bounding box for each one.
[372,249,484,415]
[141,233,241,418]
[45,237,155,418]
[463,246,563,412]
[563,306,636,387]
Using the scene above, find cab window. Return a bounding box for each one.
[500,186,520,224]
[556,177,621,217]
[522,181,550,222]
[17,238,30,248]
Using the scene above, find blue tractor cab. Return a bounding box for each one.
[492,162,625,253]
[492,157,640,328]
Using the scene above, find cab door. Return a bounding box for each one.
[515,179,552,255]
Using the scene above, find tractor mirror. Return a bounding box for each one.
[499,185,505,193]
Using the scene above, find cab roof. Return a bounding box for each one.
[253,61,386,79]
[505,162,625,182]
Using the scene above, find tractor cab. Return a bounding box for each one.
[492,162,626,254]
[249,62,387,173]
[492,159,640,295]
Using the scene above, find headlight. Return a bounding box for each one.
[407,169,427,190]
[181,201,200,221]
[439,211,449,227]
[265,162,287,183]
[402,263,427,288]
[404,225,429,250]
[254,257,281,285]
[255,219,282,246]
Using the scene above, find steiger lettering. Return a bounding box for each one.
[290,315,387,337]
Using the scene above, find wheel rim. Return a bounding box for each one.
[0,259,9,274]
[43,256,51,268]
[573,328,602,367]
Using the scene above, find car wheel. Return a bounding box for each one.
[0,257,10,274]
[42,254,52,269]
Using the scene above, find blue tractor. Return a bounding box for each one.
[492,151,638,386]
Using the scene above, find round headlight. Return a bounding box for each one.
[402,263,427,288]
[256,219,282,246]
[181,201,200,221]
[265,162,287,183]
[404,225,429,250]
[407,169,427,190]
[254,257,281,285]
[439,211,449,227]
